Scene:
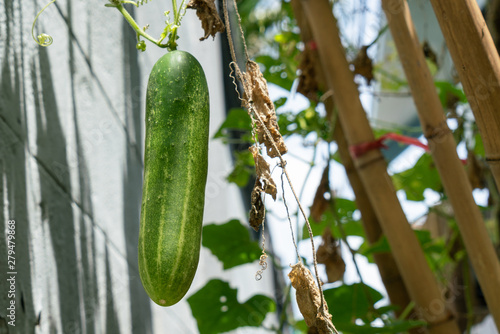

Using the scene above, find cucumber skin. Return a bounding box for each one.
[138,51,209,307]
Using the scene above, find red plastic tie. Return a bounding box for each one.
[349,132,429,159]
[308,40,318,51]
[348,132,468,165]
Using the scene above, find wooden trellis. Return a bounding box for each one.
[382,0,500,330]
[430,0,500,193]
[290,0,415,328]
[293,0,500,333]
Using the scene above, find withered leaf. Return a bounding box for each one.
[187,0,225,41]
[310,165,330,222]
[298,46,320,101]
[351,45,374,84]
[317,227,345,283]
[249,146,277,200]
[245,61,288,158]
[249,183,265,231]
[288,262,334,334]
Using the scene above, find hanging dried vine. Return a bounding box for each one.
[221,0,335,332]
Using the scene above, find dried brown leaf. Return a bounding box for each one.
[249,146,277,200]
[351,45,374,84]
[245,61,288,158]
[467,151,485,190]
[249,183,265,231]
[317,227,345,283]
[288,262,334,333]
[187,0,225,41]
[298,47,320,101]
[310,165,330,222]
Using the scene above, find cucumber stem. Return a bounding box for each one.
[109,0,187,51]
[113,4,169,48]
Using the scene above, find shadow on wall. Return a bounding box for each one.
[0,5,35,334]
[0,0,152,332]
[120,10,153,334]
[0,1,36,332]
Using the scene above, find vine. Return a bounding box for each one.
[222,0,337,332]
[32,0,56,47]
[120,0,153,7]
[105,0,187,51]
[32,0,187,51]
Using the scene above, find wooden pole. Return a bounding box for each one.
[428,0,500,191]
[382,0,500,330]
[289,0,414,321]
[300,0,460,332]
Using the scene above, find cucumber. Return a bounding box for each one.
[138,50,209,307]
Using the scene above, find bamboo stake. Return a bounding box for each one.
[300,0,460,332]
[428,0,500,191]
[333,120,415,318]
[334,120,424,330]
[289,0,414,321]
[382,0,500,330]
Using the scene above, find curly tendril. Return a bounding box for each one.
[118,0,152,7]
[32,0,56,47]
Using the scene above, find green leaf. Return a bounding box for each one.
[361,229,453,273]
[375,304,400,315]
[293,320,309,332]
[361,230,440,255]
[188,279,276,334]
[302,211,364,240]
[233,0,260,22]
[335,198,358,223]
[214,108,253,140]
[434,81,467,108]
[392,154,442,201]
[360,235,391,256]
[226,150,255,187]
[255,55,295,91]
[302,199,364,240]
[474,132,485,157]
[277,106,329,140]
[274,96,287,110]
[324,283,383,324]
[202,220,262,269]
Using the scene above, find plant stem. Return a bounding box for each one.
[398,301,416,321]
[172,0,178,19]
[114,4,168,47]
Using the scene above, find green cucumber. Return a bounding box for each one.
[138,50,209,307]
